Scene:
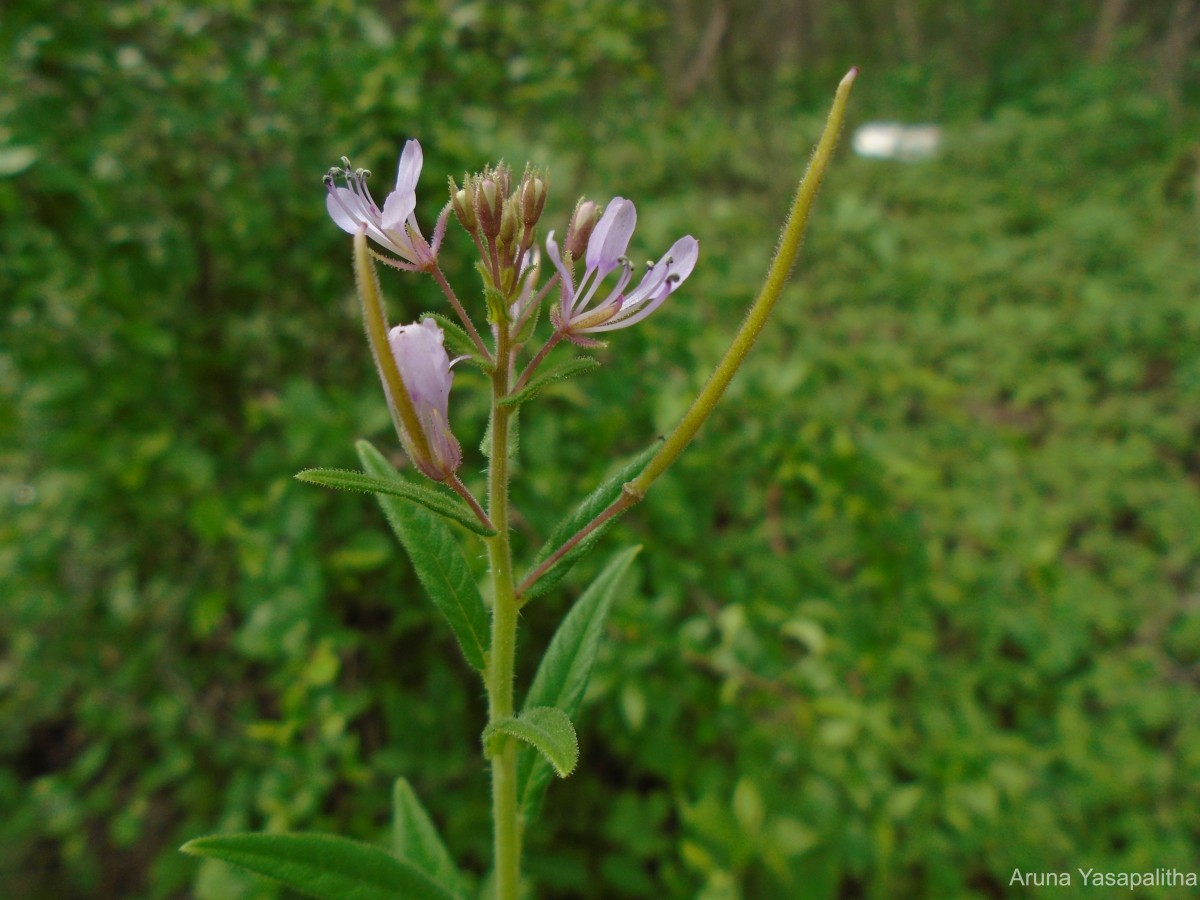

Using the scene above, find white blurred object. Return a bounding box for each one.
[852,122,942,161]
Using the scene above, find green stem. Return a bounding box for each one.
[485,317,522,900]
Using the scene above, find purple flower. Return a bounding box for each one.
[546,197,698,342]
[387,317,462,479]
[325,140,446,270]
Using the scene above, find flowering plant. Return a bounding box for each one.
[183,70,856,899]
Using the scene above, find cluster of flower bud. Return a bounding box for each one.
[449,163,548,302]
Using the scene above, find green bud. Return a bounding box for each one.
[450,178,477,233]
[499,200,519,247]
[521,175,547,229]
[477,178,501,238]
[565,199,599,259]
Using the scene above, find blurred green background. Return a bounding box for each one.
[3,1,1199,897]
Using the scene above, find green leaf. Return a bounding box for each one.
[484,707,579,779]
[479,408,519,463]
[357,441,490,671]
[181,832,461,900]
[518,546,641,818]
[521,441,659,600]
[392,778,463,894]
[296,468,496,537]
[510,286,542,345]
[419,311,491,371]
[483,282,507,326]
[499,357,600,408]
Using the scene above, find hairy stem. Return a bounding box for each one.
[485,317,521,900]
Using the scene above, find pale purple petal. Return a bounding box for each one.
[388,318,452,413]
[380,189,417,232]
[663,235,699,283]
[583,236,699,333]
[326,187,364,234]
[387,317,460,477]
[586,198,636,276]
[327,186,397,249]
[394,140,423,194]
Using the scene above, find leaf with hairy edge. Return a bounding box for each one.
[392,778,463,894]
[518,546,640,819]
[521,442,659,600]
[484,707,579,779]
[479,408,519,462]
[499,357,600,408]
[296,468,495,537]
[419,311,491,371]
[511,285,542,345]
[181,832,462,900]
[357,441,489,671]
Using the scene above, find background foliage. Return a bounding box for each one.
[3,1,1199,897]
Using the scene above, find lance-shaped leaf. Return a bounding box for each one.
[392,778,463,895]
[499,357,600,409]
[484,707,579,779]
[296,468,495,537]
[357,440,489,671]
[521,442,658,600]
[518,546,640,819]
[181,832,462,900]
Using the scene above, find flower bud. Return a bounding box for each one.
[387,318,462,480]
[476,178,501,239]
[499,199,519,248]
[520,174,547,229]
[565,199,599,260]
[450,178,477,233]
